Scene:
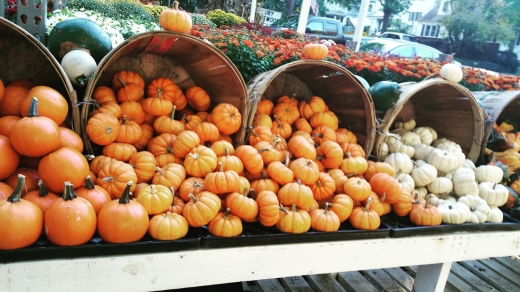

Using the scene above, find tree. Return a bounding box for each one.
[378,0,411,33]
[441,0,515,57]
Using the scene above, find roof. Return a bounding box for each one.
[418,5,445,23]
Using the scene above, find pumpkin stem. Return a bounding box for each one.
[102,176,114,182]
[380,192,386,203]
[189,152,199,160]
[424,194,434,208]
[156,88,163,100]
[121,115,127,125]
[7,174,26,203]
[273,115,282,127]
[118,181,134,204]
[224,207,231,219]
[27,97,40,118]
[155,167,165,175]
[297,178,302,185]
[344,151,352,159]
[470,206,476,211]
[250,188,256,200]
[166,211,172,218]
[188,193,199,203]
[493,182,497,189]
[365,196,373,212]
[218,162,224,172]
[193,180,204,191]
[183,114,189,124]
[291,203,297,212]
[37,180,49,197]
[260,170,266,180]
[272,135,281,149]
[170,106,177,120]
[117,77,127,87]
[84,176,95,190]
[150,184,157,194]
[224,147,230,157]
[279,203,288,214]
[284,152,290,167]
[242,187,249,197]
[346,173,356,178]
[324,202,331,214]
[62,182,78,201]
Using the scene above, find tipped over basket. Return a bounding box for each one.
[81,31,249,155]
[0,18,79,134]
[246,60,376,158]
[373,78,485,163]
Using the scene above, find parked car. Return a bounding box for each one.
[270,16,347,44]
[377,32,417,42]
[360,39,448,61]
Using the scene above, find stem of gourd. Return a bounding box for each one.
[279,204,288,214]
[291,204,296,212]
[170,106,177,120]
[36,180,49,197]
[103,176,114,182]
[27,97,39,117]
[224,208,231,219]
[117,77,127,87]
[284,152,290,167]
[189,152,199,160]
[84,176,95,191]
[364,196,373,212]
[118,181,134,204]
[156,167,165,174]
[121,115,127,125]
[7,174,25,203]
[273,115,282,127]
[188,193,199,203]
[324,202,331,214]
[217,162,224,172]
[62,182,78,201]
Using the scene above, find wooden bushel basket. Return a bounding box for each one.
[246,60,376,158]
[81,31,248,155]
[373,78,485,163]
[0,17,79,134]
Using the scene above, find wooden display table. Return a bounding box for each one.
[2,230,520,292]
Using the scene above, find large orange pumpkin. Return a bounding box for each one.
[19,86,69,125]
[0,85,29,116]
[0,135,19,180]
[38,147,90,193]
[159,1,193,33]
[0,174,43,250]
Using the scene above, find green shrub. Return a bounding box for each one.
[142,5,168,21]
[206,9,245,28]
[191,14,217,28]
[67,0,155,23]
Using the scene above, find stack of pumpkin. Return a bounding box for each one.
[0,78,97,250]
[378,118,508,225]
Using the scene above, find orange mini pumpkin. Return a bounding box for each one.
[159,1,193,33]
[302,41,328,60]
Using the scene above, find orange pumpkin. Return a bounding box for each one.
[22,179,60,215]
[0,85,29,117]
[153,106,185,135]
[235,145,264,176]
[136,184,173,215]
[96,160,138,199]
[129,151,157,184]
[331,194,354,222]
[159,0,193,33]
[0,174,43,250]
[0,116,21,137]
[86,113,120,146]
[148,211,189,240]
[75,176,111,215]
[302,42,328,60]
[172,130,200,158]
[112,70,145,92]
[349,197,380,230]
[186,86,211,112]
[207,208,243,237]
[44,182,97,246]
[211,103,242,135]
[310,202,340,232]
[19,86,68,125]
[119,101,146,125]
[93,86,117,104]
[256,99,274,115]
[277,204,311,234]
[225,188,259,222]
[205,162,241,195]
[0,135,19,180]
[153,163,186,191]
[0,182,13,200]
[256,190,280,227]
[58,127,84,153]
[369,172,403,204]
[278,179,314,209]
[183,192,221,227]
[38,147,90,193]
[178,177,205,202]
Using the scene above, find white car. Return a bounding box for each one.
[378,32,417,42]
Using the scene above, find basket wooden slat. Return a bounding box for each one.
[247,60,376,157]
[373,78,485,163]
[82,31,248,154]
[0,18,79,134]
[472,91,520,124]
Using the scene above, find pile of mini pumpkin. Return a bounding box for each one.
[0,77,99,250]
[377,118,509,225]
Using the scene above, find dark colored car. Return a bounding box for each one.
[271,16,347,44]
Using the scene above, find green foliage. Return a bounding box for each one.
[222,37,273,82]
[206,9,246,27]
[142,5,168,21]
[67,0,154,23]
[191,14,217,28]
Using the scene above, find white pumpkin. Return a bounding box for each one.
[411,161,437,187]
[443,172,454,180]
[413,144,434,161]
[427,176,454,195]
[452,167,479,197]
[463,159,477,171]
[433,138,455,148]
[396,173,415,193]
[428,127,438,141]
[440,63,463,83]
[478,182,509,207]
[458,195,490,223]
[426,149,459,173]
[383,134,400,146]
[379,142,389,160]
[429,193,457,207]
[436,142,462,154]
[486,207,504,223]
[413,127,434,146]
[453,149,466,169]
[388,140,415,158]
[401,131,422,147]
[61,49,98,86]
[475,165,504,183]
[437,202,470,224]
[385,152,414,174]
[394,119,416,131]
[413,187,428,199]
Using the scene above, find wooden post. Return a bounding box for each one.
[413,262,452,292]
[297,0,311,34]
[352,0,370,52]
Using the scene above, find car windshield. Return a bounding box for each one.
[359,41,401,54]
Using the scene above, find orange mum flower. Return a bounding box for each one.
[243,39,254,48]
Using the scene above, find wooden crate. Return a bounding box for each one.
[372,78,485,163]
[81,31,248,154]
[246,60,376,158]
[0,17,79,134]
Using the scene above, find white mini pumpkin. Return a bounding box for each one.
[396,172,415,193]
[401,131,422,147]
[411,161,437,187]
[440,63,463,83]
[478,182,509,207]
[61,49,98,86]
[414,144,434,161]
[379,142,389,160]
[458,194,490,223]
[432,138,454,148]
[412,187,428,199]
[427,176,454,195]
[429,193,457,207]
[452,167,479,197]
[463,159,477,171]
[388,140,415,158]
[437,202,470,224]
[413,127,434,146]
[426,149,459,173]
[486,207,504,223]
[394,119,416,131]
[475,165,504,183]
[383,134,400,146]
[385,152,414,174]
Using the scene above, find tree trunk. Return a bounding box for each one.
[381,9,391,33]
[285,0,294,16]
